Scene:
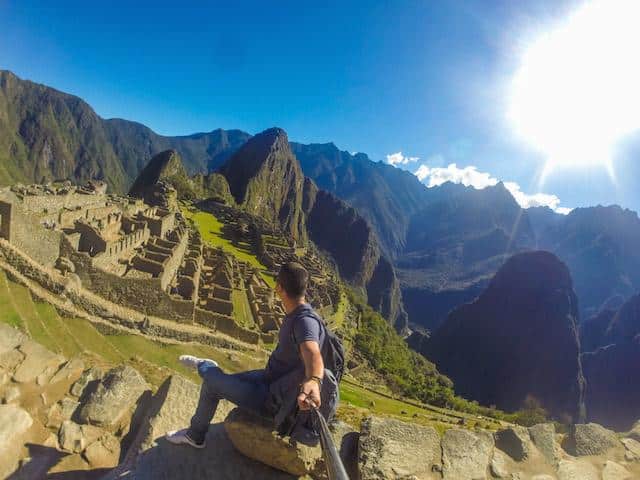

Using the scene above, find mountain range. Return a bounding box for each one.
[2,68,640,424]
[5,69,640,334]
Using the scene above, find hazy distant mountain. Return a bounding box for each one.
[397,182,537,329]
[291,142,432,257]
[421,251,584,420]
[581,293,640,430]
[536,205,640,320]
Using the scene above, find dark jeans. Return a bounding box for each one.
[187,361,270,443]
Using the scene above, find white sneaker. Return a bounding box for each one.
[165,428,206,449]
[179,355,218,369]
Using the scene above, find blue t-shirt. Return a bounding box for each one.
[265,303,324,383]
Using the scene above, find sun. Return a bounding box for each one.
[507,0,640,181]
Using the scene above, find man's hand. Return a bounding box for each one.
[298,378,321,410]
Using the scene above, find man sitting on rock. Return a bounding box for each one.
[166,261,336,448]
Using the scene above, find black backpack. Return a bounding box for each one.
[293,310,345,384]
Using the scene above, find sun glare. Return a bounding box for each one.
[508,0,640,181]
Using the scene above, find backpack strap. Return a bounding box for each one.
[291,309,326,352]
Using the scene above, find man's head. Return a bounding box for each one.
[275,262,309,303]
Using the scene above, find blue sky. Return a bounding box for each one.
[1,0,638,213]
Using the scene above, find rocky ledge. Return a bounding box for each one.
[1,322,640,479]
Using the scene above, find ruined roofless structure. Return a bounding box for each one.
[0,180,278,346]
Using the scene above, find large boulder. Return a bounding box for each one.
[70,366,103,397]
[224,407,323,478]
[0,324,27,355]
[0,348,24,371]
[13,339,65,383]
[557,459,600,480]
[136,374,230,452]
[566,423,620,456]
[621,437,640,461]
[49,358,84,385]
[602,461,633,480]
[441,428,494,480]
[358,415,441,479]
[529,423,562,466]
[0,404,33,454]
[58,420,103,453]
[104,375,290,480]
[46,397,80,429]
[494,426,532,461]
[77,365,149,428]
[83,433,120,468]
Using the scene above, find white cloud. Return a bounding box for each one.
[416,162,499,189]
[413,159,572,214]
[504,182,571,214]
[414,164,431,182]
[386,151,419,166]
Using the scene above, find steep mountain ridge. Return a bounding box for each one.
[421,251,584,421]
[0,70,248,191]
[220,128,307,243]
[291,142,432,257]
[303,182,408,331]
[218,129,408,330]
[537,204,640,319]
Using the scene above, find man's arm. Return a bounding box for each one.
[297,340,324,410]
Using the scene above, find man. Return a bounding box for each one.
[166,262,328,448]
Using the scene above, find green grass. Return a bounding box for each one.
[0,272,24,329]
[0,272,495,429]
[328,291,348,328]
[0,270,266,388]
[182,206,276,287]
[231,287,256,330]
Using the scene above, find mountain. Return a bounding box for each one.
[291,142,432,257]
[582,339,640,431]
[303,180,408,331]
[397,182,536,329]
[105,119,250,180]
[420,251,584,420]
[121,129,404,330]
[581,292,640,429]
[536,205,640,320]
[0,70,248,192]
[217,129,408,330]
[220,128,307,243]
[0,70,129,190]
[6,68,640,334]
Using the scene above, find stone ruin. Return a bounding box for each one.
[197,200,340,315]
[0,181,275,346]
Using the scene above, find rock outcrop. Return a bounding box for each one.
[0,404,33,454]
[358,415,441,479]
[529,423,562,466]
[423,251,584,420]
[565,423,621,456]
[77,365,150,429]
[441,428,494,480]
[224,407,324,477]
